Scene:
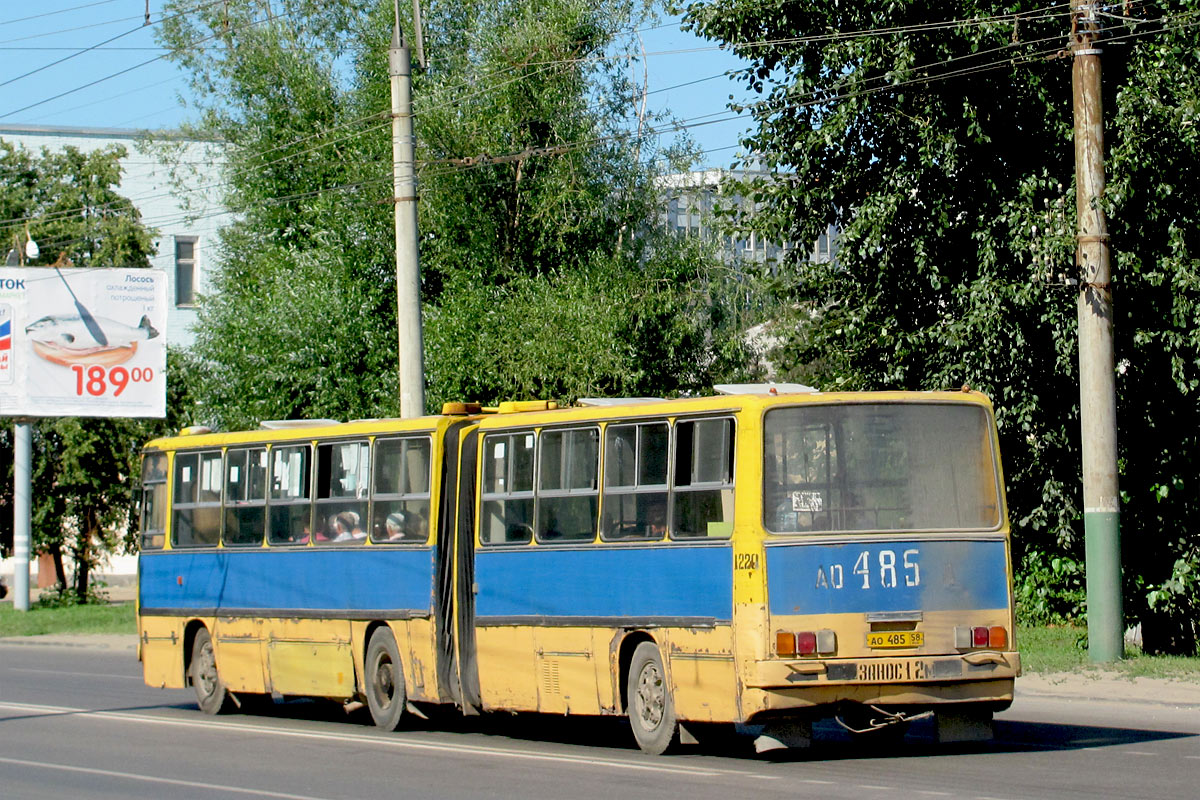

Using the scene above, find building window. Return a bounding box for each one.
[175,237,197,307]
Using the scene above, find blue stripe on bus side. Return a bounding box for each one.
[765,539,1009,616]
[138,548,435,613]
[474,544,733,620]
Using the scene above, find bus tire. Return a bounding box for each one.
[365,627,406,731]
[627,641,680,755]
[189,627,231,715]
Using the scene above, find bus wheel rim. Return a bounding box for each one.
[197,640,218,698]
[373,654,395,708]
[636,661,665,729]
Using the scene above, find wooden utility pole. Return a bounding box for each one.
[1071,0,1123,662]
[390,0,425,419]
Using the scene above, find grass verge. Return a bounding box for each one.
[0,601,136,637]
[1019,624,1200,680]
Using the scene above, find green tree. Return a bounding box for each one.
[155,0,750,433]
[0,139,166,603]
[685,1,1200,651]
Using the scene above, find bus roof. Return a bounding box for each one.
[143,388,993,452]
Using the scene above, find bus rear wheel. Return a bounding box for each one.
[627,641,680,755]
[189,627,231,715]
[365,627,406,731]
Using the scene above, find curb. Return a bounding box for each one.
[0,634,137,652]
[1016,673,1200,709]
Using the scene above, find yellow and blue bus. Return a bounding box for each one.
[137,386,1019,754]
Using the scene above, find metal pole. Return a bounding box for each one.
[13,420,32,611]
[1071,0,1123,662]
[390,7,426,419]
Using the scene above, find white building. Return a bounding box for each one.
[0,124,230,349]
[659,168,837,268]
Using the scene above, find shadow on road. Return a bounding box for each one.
[207,696,1197,762]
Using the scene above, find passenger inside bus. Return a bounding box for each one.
[645,499,667,538]
[323,511,365,542]
[384,510,426,541]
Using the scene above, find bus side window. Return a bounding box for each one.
[224,447,267,546]
[602,422,669,541]
[268,445,312,545]
[370,436,432,543]
[173,451,222,547]
[314,440,370,544]
[537,427,599,542]
[139,452,167,550]
[481,433,534,545]
[672,418,735,538]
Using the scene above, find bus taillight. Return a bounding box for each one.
[988,626,1008,649]
[956,625,1008,650]
[776,629,837,656]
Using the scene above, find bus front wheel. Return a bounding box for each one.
[189,627,231,715]
[365,627,406,731]
[627,641,680,755]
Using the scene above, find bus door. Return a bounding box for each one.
[434,421,481,711]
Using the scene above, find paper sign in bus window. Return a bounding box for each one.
[792,490,823,512]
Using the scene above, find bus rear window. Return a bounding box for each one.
[763,404,1001,533]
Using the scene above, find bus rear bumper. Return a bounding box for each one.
[743,651,1019,712]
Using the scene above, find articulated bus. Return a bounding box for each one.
[137,385,1019,754]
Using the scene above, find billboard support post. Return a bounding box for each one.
[12,419,31,611]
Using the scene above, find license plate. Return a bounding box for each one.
[867,631,924,649]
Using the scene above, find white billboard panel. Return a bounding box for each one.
[0,267,167,418]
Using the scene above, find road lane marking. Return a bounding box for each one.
[1126,751,1158,756]
[0,756,335,800]
[10,668,142,681]
[0,702,777,781]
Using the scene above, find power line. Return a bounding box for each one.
[0,1,123,28]
[5,6,1195,240]
[28,74,184,122]
[0,1,276,119]
[0,13,145,46]
[0,23,148,89]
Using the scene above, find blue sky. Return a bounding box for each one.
[0,1,754,168]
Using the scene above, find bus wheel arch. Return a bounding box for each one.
[625,639,681,755]
[187,624,232,715]
[182,618,207,681]
[364,625,407,731]
[615,631,657,714]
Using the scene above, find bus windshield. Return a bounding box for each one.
[763,402,1001,534]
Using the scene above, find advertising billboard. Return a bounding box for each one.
[0,267,167,418]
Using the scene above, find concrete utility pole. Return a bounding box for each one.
[390,1,426,419]
[1071,0,1123,662]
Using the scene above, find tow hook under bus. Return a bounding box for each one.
[834,704,933,735]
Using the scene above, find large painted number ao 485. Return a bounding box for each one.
[766,539,1010,639]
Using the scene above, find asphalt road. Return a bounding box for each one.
[1,640,1197,800]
